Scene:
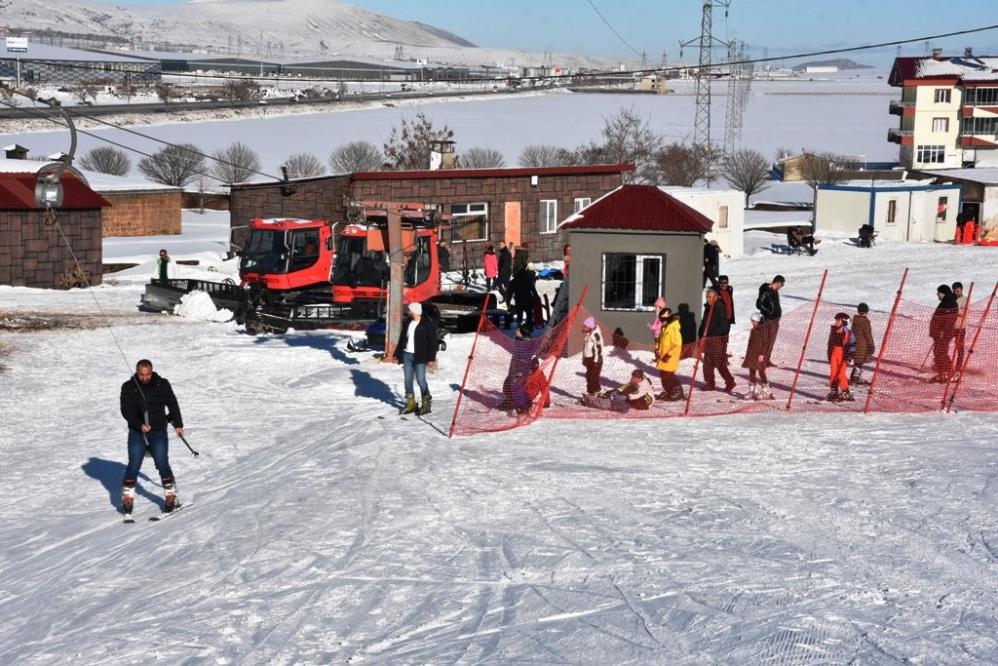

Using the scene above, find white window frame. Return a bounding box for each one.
[934,88,951,104]
[450,202,489,242]
[931,117,949,133]
[601,253,665,312]
[573,197,592,214]
[916,144,945,164]
[539,199,558,234]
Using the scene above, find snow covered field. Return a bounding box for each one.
[1,75,897,179]
[2,211,998,662]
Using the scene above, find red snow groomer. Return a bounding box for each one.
[143,201,492,334]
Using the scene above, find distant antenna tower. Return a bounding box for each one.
[641,50,648,69]
[896,44,901,59]
[679,0,733,182]
[924,40,931,56]
[660,50,668,68]
[724,40,751,153]
[394,44,405,61]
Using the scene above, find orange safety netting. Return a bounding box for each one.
[449,276,998,436]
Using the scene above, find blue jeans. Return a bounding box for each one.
[123,428,173,486]
[402,352,430,399]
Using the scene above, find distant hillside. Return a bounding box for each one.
[794,58,873,70]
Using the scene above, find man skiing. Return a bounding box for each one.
[120,359,184,517]
[850,303,875,385]
[581,316,603,397]
[826,312,855,402]
[698,287,736,392]
[655,307,685,401]
[756,275,785,367]
[394,302,438,415]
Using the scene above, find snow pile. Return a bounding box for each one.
[172,290,233,322]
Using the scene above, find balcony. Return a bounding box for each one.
[887,128,914,145]
[888,99,915,116]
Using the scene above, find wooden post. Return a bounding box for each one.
[940,281,973,410]
[864,268,909,414]
[383,208,404,362]
[785,269,828,411]
[946,280,998,413]
[448,293,493,438]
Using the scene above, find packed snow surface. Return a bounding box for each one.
[2,216,998,663]
[172,289,234,322]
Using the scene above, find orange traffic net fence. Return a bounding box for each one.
[449,274,998,436]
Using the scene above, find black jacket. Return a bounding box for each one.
[438,245,450,273]
[510,268,539,305]
[756,283,782,321]
[930,295,958,341]
[699,299,731,338]
[394,316,438,364]
[497,247,512,280]
[120,372,183,433]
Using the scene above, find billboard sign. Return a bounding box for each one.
[6,37,28,53]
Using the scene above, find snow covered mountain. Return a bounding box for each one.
[0,0,624,68]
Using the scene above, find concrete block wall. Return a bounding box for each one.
[0,210,102,287]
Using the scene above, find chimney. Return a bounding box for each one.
[964,47,974,58]
[931,48,943,59]
[3,143,29,160]
[429,140,457,170]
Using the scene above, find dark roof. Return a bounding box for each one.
[560,184,714,233]
[0,171,110,210]
[351,164,634,181]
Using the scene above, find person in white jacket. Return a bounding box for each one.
[582,316,603,396]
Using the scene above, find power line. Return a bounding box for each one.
[3,23,997,86]
[586,0,644,58]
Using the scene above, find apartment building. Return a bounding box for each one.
[888,49,998,169]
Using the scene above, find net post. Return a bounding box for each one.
[864,267,909,414]
[447,293,493,439]
[785,269,828,411]
[946,280,998,413]
[940,281,973,410]
[537,286,589,420]
[683,298,716,416]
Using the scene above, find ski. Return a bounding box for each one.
[122,513,135,524]
[149,503,190,522]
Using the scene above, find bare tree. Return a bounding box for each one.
[720,148,772,199]
[518,144,571,167]
[154,83,174,104]
[383,112,454,170]
[281,152,326,179]
[119,82,138,104]
[799,151,859,193]
[75,83,97,105]
[79,146,131,176]
[211,142,262,185]
[222,79,262,102]
[460,147,505,169]
[0,85,13,102]
[138,143,207,187]
[581,107,664,182]
[653,143,717,187]
[329,141,384,173]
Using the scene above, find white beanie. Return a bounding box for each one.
[408,302,423,316]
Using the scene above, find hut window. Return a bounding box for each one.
[540,200,558,234]
[601,253,664,311]
[450,203,488,242]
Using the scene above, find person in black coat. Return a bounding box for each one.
[928,284,958,382]
[698,288,736,391]
[677,303,697,355]
[394,302,438,414]
[756,274,785,366]
[437,241,451,273]
[703,239,720,287]
[497,241,513,301]
[120,359,185,516]
[509,261,539,330]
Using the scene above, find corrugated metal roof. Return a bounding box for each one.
[0,168,110,210]
[0,38,152,64]
[559,184,714,233]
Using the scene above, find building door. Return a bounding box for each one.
[504,201,521,247]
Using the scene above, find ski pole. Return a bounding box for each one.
[178,433,200,457]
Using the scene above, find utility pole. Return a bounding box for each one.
[679,0,733,183]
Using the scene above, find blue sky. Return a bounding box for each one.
[107,1,998,65]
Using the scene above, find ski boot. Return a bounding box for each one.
[122,484,136,521]
[746,383,758,400]
[666,389,685,402]
[401,394,417,415]
[420,394,432,416]
[839,389,855,402]
[826,387,841,402]
[163,481,178,513]
[757,384,774,401]
[723,380,737,394]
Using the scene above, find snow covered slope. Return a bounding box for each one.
[1,221,997,662]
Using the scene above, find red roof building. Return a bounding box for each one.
[560,184,714,233]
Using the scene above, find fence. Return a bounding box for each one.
[449,273,998,437]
